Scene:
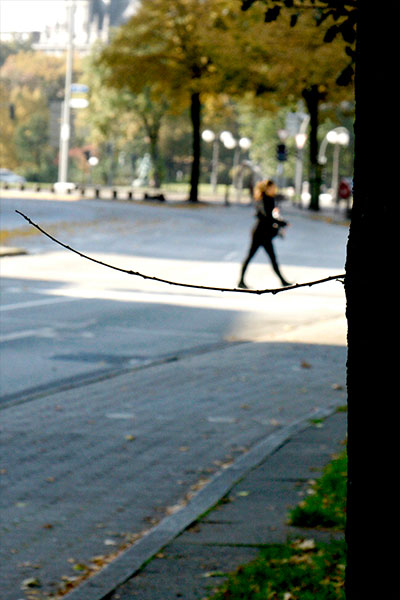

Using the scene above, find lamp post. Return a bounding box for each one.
[235,137,251,202]
[318,126,350,203]
[201,129,219,193]
[57,0,75,189]
[219,131,236,204]
[294,132,308,207]
[88,155,99,185]
[220,132,252,202]
[201,130,251,201]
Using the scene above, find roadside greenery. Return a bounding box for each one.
[289,449,347,531]
[207,444,347,600]
[208,539,346,599]
[1,0,353,192]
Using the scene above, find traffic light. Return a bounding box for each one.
[9,104,15,120]
[276,143,287,162]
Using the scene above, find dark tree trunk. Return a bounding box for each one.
[189,91,201,203]
[149,133,162,189]
[345,3,394,598]
[302,84,324,211]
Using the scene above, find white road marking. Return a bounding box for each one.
[0,327,56,343]
[0,297,79,312]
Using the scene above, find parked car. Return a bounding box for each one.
[0,168,26,184]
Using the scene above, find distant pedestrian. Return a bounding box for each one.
[238,179,291,288]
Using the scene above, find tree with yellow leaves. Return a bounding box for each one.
[0,50,66,180]
[99,0,352,203]
[234,4,354,209]
[98,0,259,202]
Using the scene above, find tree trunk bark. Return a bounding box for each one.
[149,132,162,189]
[302,85,323,211]
[189,91,201,203]
[345,4,394,598]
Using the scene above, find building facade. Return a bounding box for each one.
[32,0,138,55]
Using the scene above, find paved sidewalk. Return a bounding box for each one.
[62,407,346,600]
[111,408,347,600]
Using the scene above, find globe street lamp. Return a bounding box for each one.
[239,137,252,152]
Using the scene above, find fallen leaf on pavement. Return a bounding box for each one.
[21,577,41,589]
[292,538,316,551]
[72,563,89,572]
[332,383,344,390]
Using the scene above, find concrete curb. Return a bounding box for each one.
[0,245,27,257]
[63,404,341,600]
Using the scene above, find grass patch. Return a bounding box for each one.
[289,449,347,530]
[208,539,346,600]
[206,446,347,600]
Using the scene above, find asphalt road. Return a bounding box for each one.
[0,194,348,598]
[1,194,347,404]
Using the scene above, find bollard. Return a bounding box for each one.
[144,192,166,202]
[95,188,100,199]
[112,189,118,200]
[224,184,230,206]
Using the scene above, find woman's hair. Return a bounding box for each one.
[254,179,275,201]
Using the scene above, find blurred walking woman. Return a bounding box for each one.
[238,179,290,288]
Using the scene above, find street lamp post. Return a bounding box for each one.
[57,0,75,188]
[294,132,308,207]
[88,155,99,185]
[220,132,252,202]
[235,137,251,202]
[219,131,236,204]
[201,129,219,193]
[202,130,252,202]
[318,127,350,204]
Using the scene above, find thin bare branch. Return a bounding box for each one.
[16,210,346,295]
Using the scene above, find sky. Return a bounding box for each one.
[0,0,70,33]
